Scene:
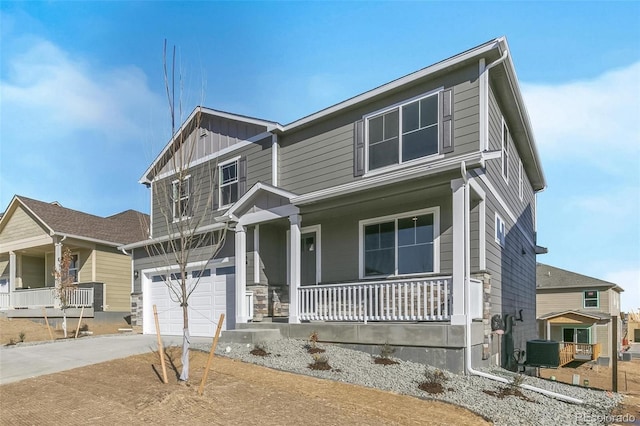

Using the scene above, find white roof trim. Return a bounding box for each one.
[292,152,484,205]
[282,39,501,131]
[119,221,227,250]
[226,182,298,218]
[537,310,606,321]
[0,196,55,236]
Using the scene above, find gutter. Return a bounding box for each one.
[458,164,583,404]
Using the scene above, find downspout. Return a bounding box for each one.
[460,163,583,404]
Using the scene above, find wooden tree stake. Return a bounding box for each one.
[198,313,225,396]
[153,304,169,384]
[74,306,85,339]
[42,308,54,340]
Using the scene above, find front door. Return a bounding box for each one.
[301,232,317,285]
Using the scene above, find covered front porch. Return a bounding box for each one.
[538,310,610,365]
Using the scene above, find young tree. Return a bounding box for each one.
[145,41,229,381]
[53,247,76,338]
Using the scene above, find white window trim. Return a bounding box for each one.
[218,156,241,210]
[494,212,506,247]
[518,159,523,201]
[358,207,440,279]
[561,326,592,344]
[583,289,600,309]
[364,88,443,174]
[501,117,509,184]
[171,174,191,222]
[69,252,80,283]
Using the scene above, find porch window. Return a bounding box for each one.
[220,160,239,207]
[366,91,439,171]
[172,176,191,220]
[563,327,590,344]
[361,208,438,277]
[583,290,599,308]
[69,254,79,283]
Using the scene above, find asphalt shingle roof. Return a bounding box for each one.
[536,263,623,292]
[17,196,149,246]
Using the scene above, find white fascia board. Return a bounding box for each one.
[227,182,298,218]
[54,233,123,248]
[118,221,227,250]
[238,205,300,227]
[282,39,500,132]
[292,152,484,206]
[5,197,55,235]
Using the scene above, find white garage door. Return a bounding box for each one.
[144,265,232,337]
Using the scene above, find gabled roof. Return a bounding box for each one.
[538,310,611,321]
[536,263,624,292]
[0,195,149,246]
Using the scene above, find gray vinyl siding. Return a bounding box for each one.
[278,64,480,195]
[301,186,453,283]
[151,138,272,238]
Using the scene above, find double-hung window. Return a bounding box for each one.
[495,213,506,247]
[367,92,439,171]
[583,290,599,308]
[172,176,191,221]
[219,159,239,207]
[361,208,438,277]
[69,253,79,283]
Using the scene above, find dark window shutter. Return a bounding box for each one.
[238,156,247,195]
[440,88,454,154]
[353,119,365,177]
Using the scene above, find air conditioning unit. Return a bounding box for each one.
[526,339,560,368]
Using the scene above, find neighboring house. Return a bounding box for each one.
[0,195,149,320]
[536,263,624,366]
[122,37,546,373]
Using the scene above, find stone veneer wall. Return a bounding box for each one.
[130,292,143,329]
[472,272,492,361]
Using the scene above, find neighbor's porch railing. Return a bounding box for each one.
[298,276,452,323]
[559,342,602,366]
[0,293,9,309]
[4,287,93,309]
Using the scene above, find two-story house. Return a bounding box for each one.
[122,37,546,373]
[536,263,624,366]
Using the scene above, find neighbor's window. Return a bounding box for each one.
[501,120,510,183]
[367,92,439,171]
[172,176,191,220]
[495,213,506,247]
[362,210,437,277]
[69,254,79,282]
[583,290,599,308]
[220,160,239,207]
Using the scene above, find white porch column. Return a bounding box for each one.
[288,214,301,324]
[235,224,248,324]
[546,320,551,340]
[451,178,467,325]
[54,240,62,308]
[9,251,16,307]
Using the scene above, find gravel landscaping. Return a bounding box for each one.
[199,338,624,426]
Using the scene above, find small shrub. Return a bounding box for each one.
[6,338,16,346]
[511,374,525,388]
[307,331,325,354]
[19,332,26,342]
[79,323,89,332]
[482,375,535,402]
[374,342,399,365]
[308,353,332,371]
[418,368,447,394]
[249,342,270,357]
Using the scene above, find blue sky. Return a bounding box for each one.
[1,2,638,311]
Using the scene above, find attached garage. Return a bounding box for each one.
[143,264,234,337]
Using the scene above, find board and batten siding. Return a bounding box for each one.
[278,64,480,195]
[95,248,132,312]
[0,206,49,244]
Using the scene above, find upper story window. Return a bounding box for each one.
[361,208,439,278]
[495,213,506,247]
[219,159,239,207]
[518,159,523,201]
[367,92,439,171]
[583,290,599,308]
[501,120,510,183]
[172,176,191,220]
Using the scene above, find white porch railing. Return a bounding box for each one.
[298,276,451,323]
[3,287,93,309]
[246,291,254,321]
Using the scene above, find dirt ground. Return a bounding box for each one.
[0,345,490,426]
[540,359,640,419]
[0,317,128,345]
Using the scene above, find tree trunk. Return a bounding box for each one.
[62,311,67,338]
[179,277,190,381]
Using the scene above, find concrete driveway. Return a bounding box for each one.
[0,334,213,385]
